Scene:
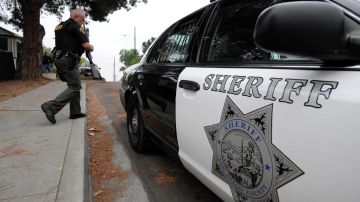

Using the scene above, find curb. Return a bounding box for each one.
[55,83,90,201]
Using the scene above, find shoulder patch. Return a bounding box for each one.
[79,26,85,34]
[55,24,63,31]
[204,96,304,202]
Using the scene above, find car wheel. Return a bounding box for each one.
[126,96,149,152]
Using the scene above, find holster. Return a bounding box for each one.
[53,50,79,60]
[57,69,66,82]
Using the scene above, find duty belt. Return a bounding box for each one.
[54,50,79,59]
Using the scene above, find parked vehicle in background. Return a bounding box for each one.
[80,62,102,80]
[120,0,360,201]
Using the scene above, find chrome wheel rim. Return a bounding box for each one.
[130,107,139,135]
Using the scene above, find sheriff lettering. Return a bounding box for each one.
[203,74,338,108]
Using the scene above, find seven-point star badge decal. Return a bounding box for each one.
[204,96,304,202]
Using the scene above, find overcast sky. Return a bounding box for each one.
[0,0,210,81]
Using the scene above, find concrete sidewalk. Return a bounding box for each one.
[0,81,89,201]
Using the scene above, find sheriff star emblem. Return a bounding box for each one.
[204,96,304,202]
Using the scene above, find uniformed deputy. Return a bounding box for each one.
[41,9,94,124]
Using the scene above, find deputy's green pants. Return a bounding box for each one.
[45,55,82,116]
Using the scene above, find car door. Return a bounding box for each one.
[135,7,210,150]
[176,0,360,201]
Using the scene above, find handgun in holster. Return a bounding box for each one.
[57,69,66,82]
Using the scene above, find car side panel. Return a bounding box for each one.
[176,66,360,201]
[135,64,182,148]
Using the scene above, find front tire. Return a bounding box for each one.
[126,96,149,152]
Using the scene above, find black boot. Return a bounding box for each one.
[41,103,56,124]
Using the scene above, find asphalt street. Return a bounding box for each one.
[92,82,222,202]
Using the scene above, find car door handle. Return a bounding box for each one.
[179,80,200,91]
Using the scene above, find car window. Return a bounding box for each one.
[146,8,206,64]
[199,0,313,62]
[332,0,360,18]
[158,26,193,63]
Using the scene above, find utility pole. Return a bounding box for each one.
[134,26,136,50]
[113,56,116,82]
[122,27,136,51]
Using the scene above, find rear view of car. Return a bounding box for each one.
[80,62,102,80]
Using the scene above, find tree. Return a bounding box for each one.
[43,46,52,55]
[120,66,126,71]
[119,49,141,67]
[0,0,147,79]
[80,57,87,66]
[142,37,156,54]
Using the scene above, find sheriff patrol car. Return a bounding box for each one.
[120,0,360,201]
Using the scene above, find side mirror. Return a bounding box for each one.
[254,1,360,63]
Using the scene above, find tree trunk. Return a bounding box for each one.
[19,0,44,79]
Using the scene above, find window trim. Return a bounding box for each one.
[144,24,177,64]
[145,6,210,64]
[330,0,360,19]
[196,0,330,65]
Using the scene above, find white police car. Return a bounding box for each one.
[120,0,360,201]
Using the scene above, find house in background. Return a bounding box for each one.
[0,26,22,81]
